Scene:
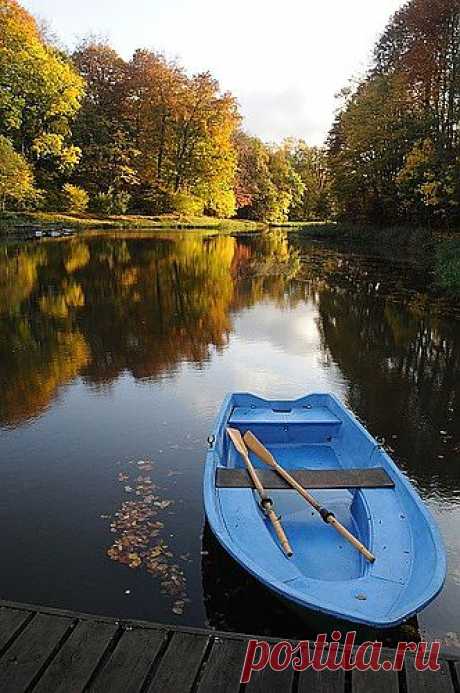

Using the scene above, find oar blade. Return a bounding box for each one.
[226,427,248,459]
[243,430,277,468]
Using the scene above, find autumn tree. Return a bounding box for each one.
[71,40,138,210]
[234,133,304,222]
[329,0,460,226]
[0,0,84,188]
[127,52,239,217]
[285,139,331,220]
[375,0,460,153]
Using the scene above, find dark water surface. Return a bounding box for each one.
[0,230,459,651]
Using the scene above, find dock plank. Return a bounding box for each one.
[0,613,71,691]
[34,619,118,693]
[0,598,456,693]
[246,664,295,692]
[299,668,345,692]
[89,627,166,693]
[352,668,399,693]
[405,658,455,693]
[0,608,32,652]
[196,638,246,693]
[147,631,209,692]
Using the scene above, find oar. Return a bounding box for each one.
[243,431,375,564]
[226,428,293,558]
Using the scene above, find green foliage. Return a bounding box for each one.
[204,188,236,219]
[435,240,460,294]
[62,184,89,213]
[0,135,36,209]
[0,0,84,184]
[329,74,426,223]
[71,41,139,198]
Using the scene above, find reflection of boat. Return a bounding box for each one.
[201,521,419,645]
[204,393,446,628]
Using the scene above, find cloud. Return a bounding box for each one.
[240,87,327,144]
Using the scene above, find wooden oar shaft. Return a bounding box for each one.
[243,430,375,564]
[226,428,293,557]
[269,458,375,562]
[270,461,322,511]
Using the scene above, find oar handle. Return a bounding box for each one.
[328,517,375,563]
[265,507,293,557]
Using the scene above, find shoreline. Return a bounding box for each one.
[0,211,268,236]
[2,214,458,296]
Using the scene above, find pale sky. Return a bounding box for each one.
[22,0,405,145]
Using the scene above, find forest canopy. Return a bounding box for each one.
[0,0,459,226]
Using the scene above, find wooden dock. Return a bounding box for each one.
[0,599,458,692]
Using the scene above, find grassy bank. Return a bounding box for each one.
[0,211,267,234]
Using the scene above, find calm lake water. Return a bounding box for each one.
[0,230,459,651]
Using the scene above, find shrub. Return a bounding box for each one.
[205,189,236,219]
[129,186,171,215]
[62,184,89,213]
[91,190,131,215]
[170,192,204,216]
[91,192,112,215]
[0,136,36,210]
[111,191,131,215]
[435,240,460,294]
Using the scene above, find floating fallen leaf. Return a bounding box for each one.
[154,500,172,509]
[103,459,188,613]
[128,553,142,569]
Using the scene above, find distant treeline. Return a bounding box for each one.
[0,0,459,226]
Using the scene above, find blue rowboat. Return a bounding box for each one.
[204,393,446,628]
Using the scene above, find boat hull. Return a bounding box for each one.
[203,393,446,628]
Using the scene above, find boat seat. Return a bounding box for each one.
[216,467,395,489]
[229,406,341,425]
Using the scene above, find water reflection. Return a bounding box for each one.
[0,232,312,427]
[0,231,459,648]
[201,522,420,647]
